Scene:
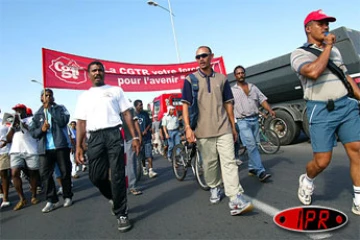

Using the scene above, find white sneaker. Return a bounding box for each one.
[142,167,148,176]
[0,201,10,208]
[57,187,63,195]
[352,198,360,215]
[229,193,254,216]
[149,169,158,178]
[298,174,314,205]
[63,198,72,207]
[210,187,221,204]
[42,202,59,213]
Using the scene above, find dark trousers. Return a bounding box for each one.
[39,148,73,203]
[87,126,127,217]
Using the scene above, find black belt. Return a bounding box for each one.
[89,124,122,133]
[168,128,179,131]
[236,114,258,120]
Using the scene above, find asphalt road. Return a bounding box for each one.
[1,140,359,239]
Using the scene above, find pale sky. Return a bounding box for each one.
[0,0,359,119]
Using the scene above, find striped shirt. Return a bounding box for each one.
[290,43,348,101]
[231,83,267,118]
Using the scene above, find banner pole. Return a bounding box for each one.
[42,48,48,121]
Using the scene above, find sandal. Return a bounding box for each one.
[130,189,142,196]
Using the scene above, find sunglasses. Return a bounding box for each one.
[195,53,211,60]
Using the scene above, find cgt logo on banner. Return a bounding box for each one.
[42,48,227,91]
[49,56,87,85]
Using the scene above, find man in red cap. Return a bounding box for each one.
[290,10,360,215]
[6,104,41,210]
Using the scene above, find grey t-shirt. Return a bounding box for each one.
[152,120,160,133]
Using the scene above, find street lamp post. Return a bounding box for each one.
[147,0,181,63]
[30,79,48,119]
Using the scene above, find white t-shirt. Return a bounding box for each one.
[9,117,38,155]
[74,85,132,131]
[0,121,10,154]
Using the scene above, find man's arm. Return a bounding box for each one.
[299,35,335,80]
[122,109,140,155]
[134,119,142,143]
[76,119,86,164]
[224,101,237,142]
[260,101,276,117]
[49,105,70,127]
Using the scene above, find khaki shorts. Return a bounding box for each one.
[0,154,11,170]
[10,153,40,170]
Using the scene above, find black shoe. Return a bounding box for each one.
[118,216,132,232]
[248,169,257,176]
[259,171,271,182]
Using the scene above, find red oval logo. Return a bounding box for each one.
[273,206,348,233]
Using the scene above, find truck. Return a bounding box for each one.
[227,26,360,145]
[151,93,183,120]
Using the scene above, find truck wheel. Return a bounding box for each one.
[264,110,300,145]
[302,108,310,138]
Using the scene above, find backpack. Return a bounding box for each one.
[188,74,199,130]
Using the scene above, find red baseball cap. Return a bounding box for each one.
[26,108,33,116]
[304,9,336,26]
[12,103,27,110]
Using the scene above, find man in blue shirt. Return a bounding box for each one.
[134,100,157,178]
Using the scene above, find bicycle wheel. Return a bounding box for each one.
[194,149,210,191]
[259,129,280,154]
[172,144,187,181]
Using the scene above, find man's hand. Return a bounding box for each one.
[132,139,141,155]
[232,128,238,143]
[324,33,336,46]
[0,140,7,148]
[165,133,169,139]
[269,110,276,118]
[41,120,50,132]
[76,146,85,164]
[185,127,196,143]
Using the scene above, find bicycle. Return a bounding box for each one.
[237,113,280,156]
[172,141,210,191]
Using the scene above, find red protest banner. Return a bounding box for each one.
[42,48,227,91]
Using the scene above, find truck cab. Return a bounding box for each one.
[152,93,183,121]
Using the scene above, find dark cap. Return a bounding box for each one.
[41,88,53,96]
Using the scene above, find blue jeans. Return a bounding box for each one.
[167,130,181,158]
[237,117,265,176]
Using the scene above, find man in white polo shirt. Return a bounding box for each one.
[75,61,140,232]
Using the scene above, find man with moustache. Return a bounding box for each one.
[181,46,253,216]
[231,65,274,182]
[75,61,140,232]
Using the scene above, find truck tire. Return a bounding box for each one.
[264,110,300,145]
[302,108,310,138]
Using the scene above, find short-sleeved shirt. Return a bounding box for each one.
[181,69,233,138]
[290,43,348,101]
[0,123,10,154]
[74,85,132,131]
[135,110,152,142]
[9,117,38,155]
[152,120,160,133]
[120,108,138,141]
[231,83,267,118]
[162,114,179,130]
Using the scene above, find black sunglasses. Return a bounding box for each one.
[195,53,211,60]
